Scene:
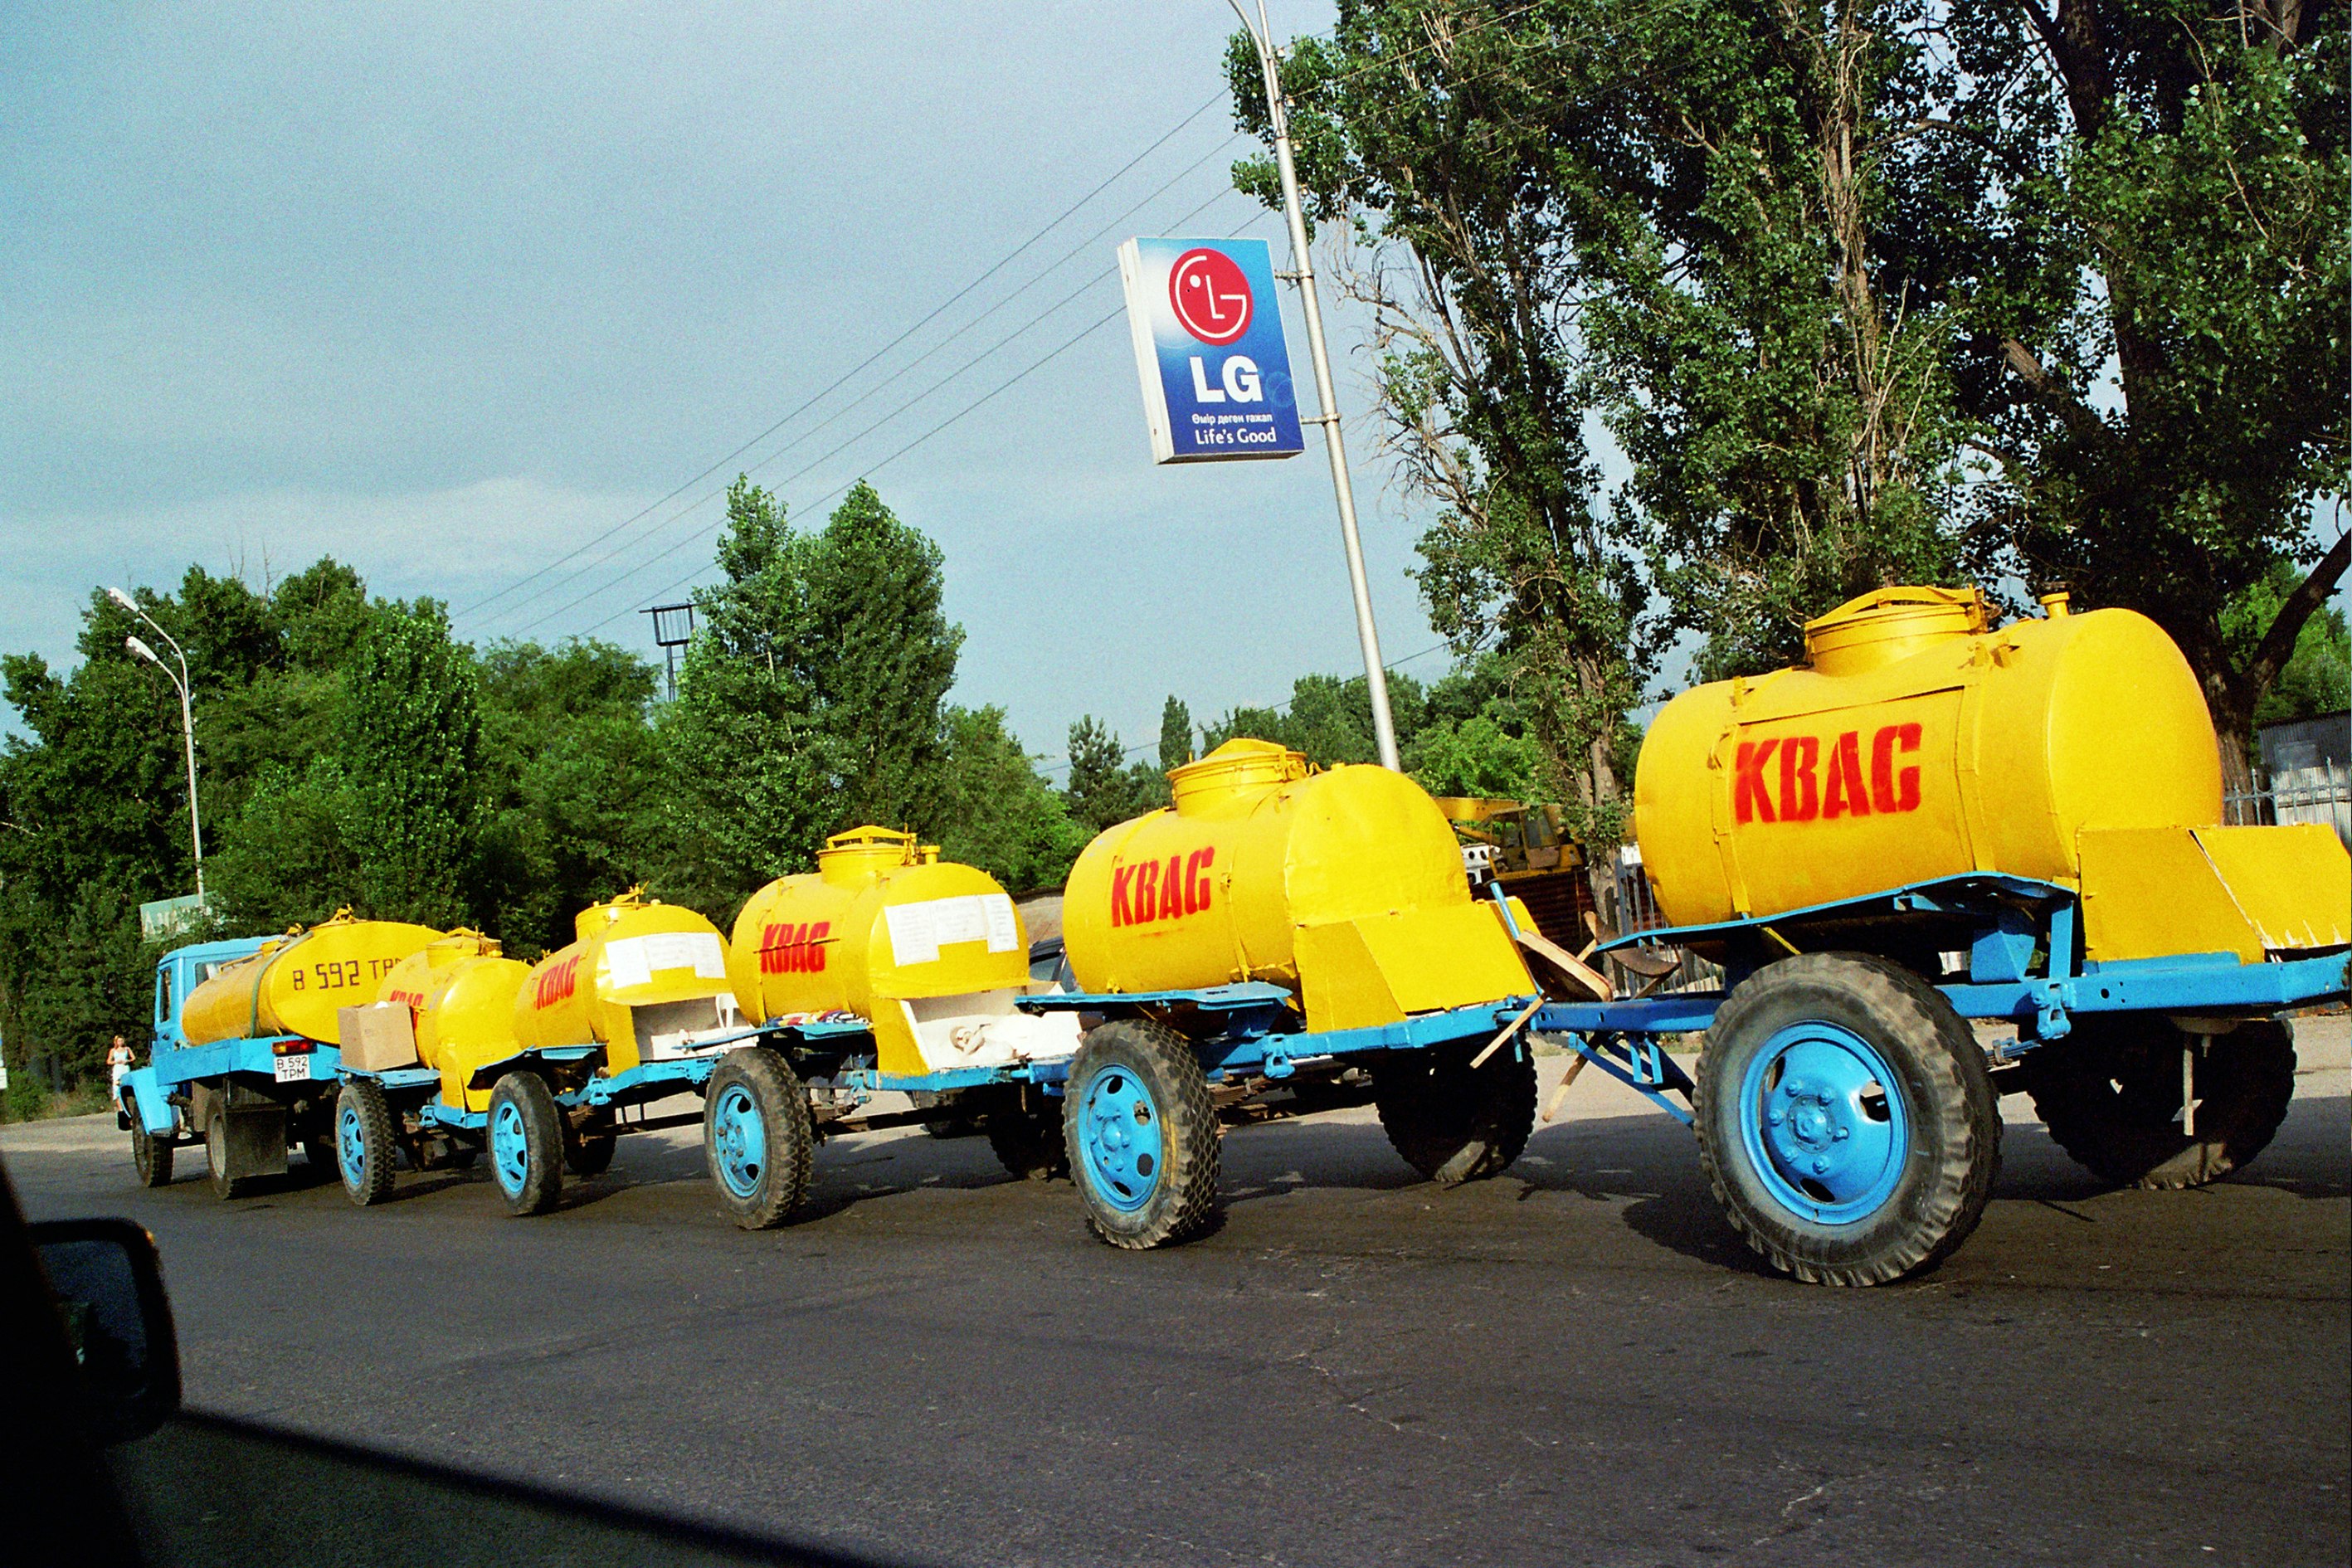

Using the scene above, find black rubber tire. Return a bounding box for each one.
[489,1072,565,1217]
[128,1094,173,1188]
[1694,952,1999,1287]
[565,1129,617,1178]
[336,1077,399,1208]
[204,1108,247,1200]
[703,1048,815,1230]
[1371,1040,1539,1186]
[984,1096,1069,1181]
[2022,1015,2296,1190]
[1063,1018,1220,1249]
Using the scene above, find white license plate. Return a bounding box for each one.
[273,1054,312,1083]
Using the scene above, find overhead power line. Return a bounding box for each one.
[459,87,1233,625]
[531,180,1264,640]
[491,134,1249,635]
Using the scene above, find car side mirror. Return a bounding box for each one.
[33,1219,181,1444]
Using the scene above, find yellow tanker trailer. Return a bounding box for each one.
[707,826,1082,1228]
[1520,586,2350,1284]
[122,912,441,1199]
[1035,739,1584,1249]
[329,893,750,1215]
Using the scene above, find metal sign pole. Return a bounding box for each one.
[1231,0,1401,770]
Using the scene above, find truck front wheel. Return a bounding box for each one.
[128,1094,173,1188]
[1695,952,1999,1287]
[2022,1015,2294,1190]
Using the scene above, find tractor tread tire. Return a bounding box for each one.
[704,1048,815,1230]
[985,1098,1069,1182]
[2024,1016,2295,1190]
[1372,1041,1539,1186]
[1064,1018,1220,1250]
[1695,952,1999,1288]
[489,1073,565,1217]
[337,1078,399,1208]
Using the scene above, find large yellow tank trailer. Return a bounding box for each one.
[1511,586,2351,1285]
[122,913,441,1200]
[1035,740,1565,1248]
[710,828,1083,1228]
[329,893,752,1216]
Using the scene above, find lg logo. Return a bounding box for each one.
[1169,248,1252,343]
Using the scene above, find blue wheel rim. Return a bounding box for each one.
[1078,1064,1162,1213]
[1737,1022,1910,1225]
[490,1099,530,1196]
[338,1098,367,1186]
[711,1084,767,1200]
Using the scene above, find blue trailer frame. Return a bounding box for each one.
[1014,871,2347,1270]
[1517,873,2348,1124]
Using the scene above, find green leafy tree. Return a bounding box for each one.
[2223,566,2351,730]
[1941,0,2349,787]
[1063,717,1166,833]
[340,600,483,925]
[1230,8,1663,838]
[1406,714,1544,801]
[1158,695,1194,771]
[933,706,1086,892]
[202,758,362,931]
[657,480,826,919]
[801,481,964,830]
[473,640,663,956]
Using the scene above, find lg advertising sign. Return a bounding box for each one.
[1118,236,1305,465]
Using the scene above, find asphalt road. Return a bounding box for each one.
[8,1024,2349,1568]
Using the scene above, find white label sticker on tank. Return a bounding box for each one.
[641,931,728,978]
[601,933,727,989]
[885,894,1021,966]
[601,940,653,991]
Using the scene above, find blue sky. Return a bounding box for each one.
[8,5,2338,767]
[2,1,1459,767]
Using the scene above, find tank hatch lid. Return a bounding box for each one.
[1169,738,1308,816]
[1804,585,1989,676]
[818,825,937,887]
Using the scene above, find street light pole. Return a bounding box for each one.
[110,588,204,899]
[1227,0,1402,772]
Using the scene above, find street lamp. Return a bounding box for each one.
[1225,0,1402,772]
[109,587,205,898]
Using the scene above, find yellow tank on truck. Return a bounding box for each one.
[1062,739,1538,1033]
[179,912,441,1046]
[1633,586,2351,961]
[510,892,738,1085]
[727,826,1077,1078]
[376,932,530,1112]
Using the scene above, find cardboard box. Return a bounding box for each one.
[338,1003,418,1072]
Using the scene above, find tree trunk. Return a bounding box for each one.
[2203,670,2262,812]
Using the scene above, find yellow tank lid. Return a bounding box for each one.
[1170,738,1308,816]
[573,887,659,941]
[1804,585,1989,676]
[817,825,937,887]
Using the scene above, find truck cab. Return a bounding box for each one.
[150,937,271,1053]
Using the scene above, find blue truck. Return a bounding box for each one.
[116,935,350,1197]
